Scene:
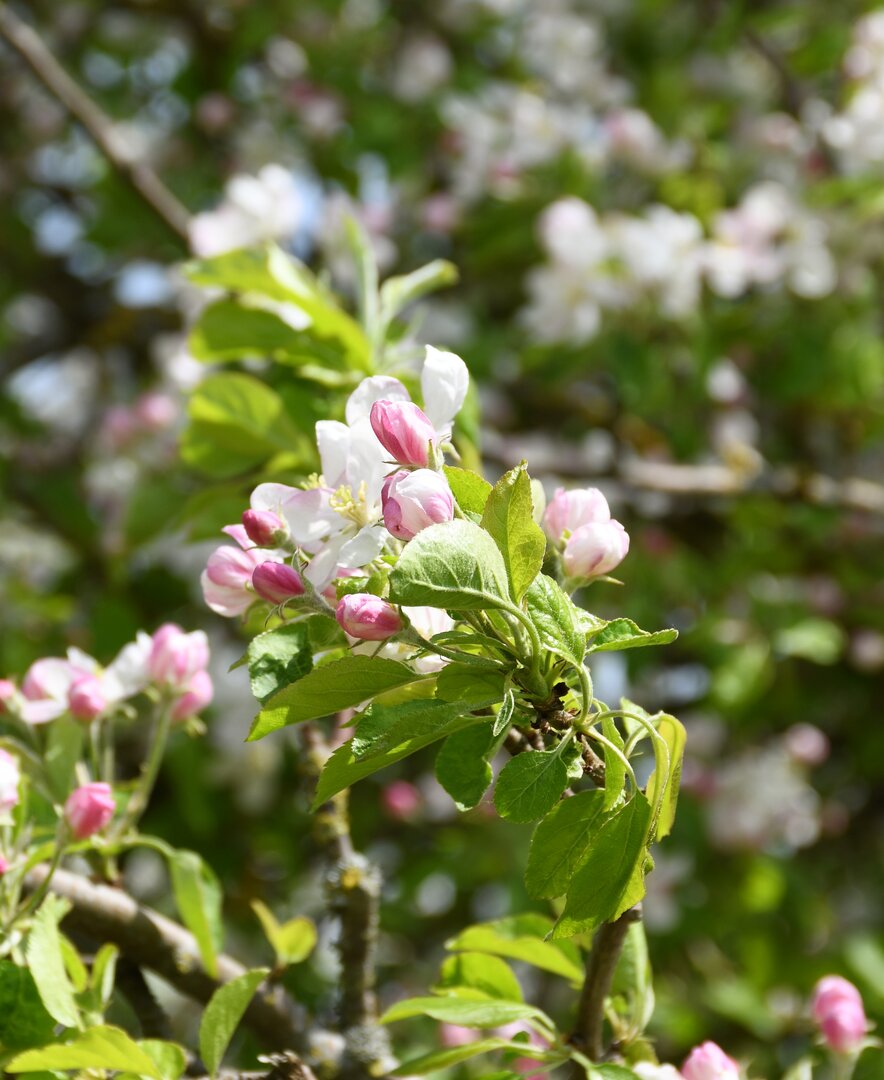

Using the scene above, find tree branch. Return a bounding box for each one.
[0,2,191,243]
[24,864,312,1063]
[570,906,642,1063]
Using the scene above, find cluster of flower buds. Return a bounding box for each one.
[812,975,868,1055]
[0,623,213,727]
[543,486,630,580]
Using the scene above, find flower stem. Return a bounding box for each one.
[112,700,173,840]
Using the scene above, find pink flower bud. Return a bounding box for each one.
[133,392,177,430]
[544,486,611,542]
[562,519,630,579]
[65,782,116,840]
[370,400,437,468]
[68,674,108,721]
[812,976,867,1054]
[682,1042,741,1080]
[784,723,830,767]
[0,855,9,875]
[0,749,21,814]
[0,679,17,710]
[439,1024,478,1048]
[252,562,305,604]
[242,508,290,548]
[382,469,454,541]
[148,624,209,690]
[382,780,422,819]
[171,670,214,723]
[336,594,403,641]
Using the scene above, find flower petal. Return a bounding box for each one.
[421,346,469,432]
[345,375,409,425]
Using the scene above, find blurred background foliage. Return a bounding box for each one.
[0,0,883,1075]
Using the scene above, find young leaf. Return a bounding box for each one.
[381,995,546,1028]
[587,619,678,653]
[169,850,224,978]
[610,922,655,1038]
[139,1040,188,1080]
[353,698,493,760]
[391,1039,515,1077]
[553,795,652,938]
[644,713,686,840]
[446,916,583,982]
[247,623,313,705]
[602,717,626,812]
[435,724,495,810]
[379,259,458,327]
[442,466,492,515]
[249,656,426,740]
[90,943,119,1012]
[524,790,606,899]
[5,1025,164,1078]
[388,520,511,611]
[313,713,488,807]
[494,749,569,824]
[437,952,523,1001]
[199,968,270,1079]
[524,575,586,667]
[493,687,516,737]
[43,719,85,803]
[481,464,546,602]
[251,902,316,966]
[435,663,507,704]
[25,894,80,1029]
[0,960,57,1049]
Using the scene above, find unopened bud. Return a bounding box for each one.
[68,674,108,721]
[562,519,630,579]
[336,594,403,641]
[252,562,305,604]
[382,469,454,541]
[370,400,437,468]
[682,1042,741,1080]
[242,508,290,548]
[65,782,116,839]
[812,976,867,1054]
[171,670,214,723]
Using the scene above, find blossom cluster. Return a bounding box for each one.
[523,186,835,346]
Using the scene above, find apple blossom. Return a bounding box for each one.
[171,670,215,723]
[543,486,611,542]
[381,469,455,541]
[65,782,116,839]
[0,855,8,875]
[0,678,17,710]
[336,594,403,641]
[149,624,209,690]
[0,749,21,815]
[252,562,306,604]
[370,400,437,468]
[812,976,868,1054]
[242,508,290,548]
[682,1042,740,1080]
[382,780,422,819]
[562,519,630,579]
[68,673,109,721]
[201,525,281,617]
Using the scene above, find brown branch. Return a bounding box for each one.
[0,2,190,242]
[24,865,313,1064]
[570,906,642,1063]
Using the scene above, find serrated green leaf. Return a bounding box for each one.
[199,968,270,1078]
[435,724,495,810]
[0,961,57,1049]
[435,664,507,704]
[493,688,516,737]
[247,623,313,705]
[494,750,569,824]
[353,697,495,760]
[438,952,523,1001]
[388,520,511,611]
[443,466,493,515]
[644,713,685,840]
[481,464,546,602]
[169,850,223,979]
[26,895,80,1029]
[524,575,586,667]
[249,656,426,740]
[6,1026,162,1077]
[587,620,678,653]
[553,795,652,938]
[525,790,606,899]
[446,916,583,982]
[602,717,626,812]
[381,996,545,1028]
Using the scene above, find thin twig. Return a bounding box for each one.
[0,2,190,242]
[570,906,643,1063]
[23,865,312,1061]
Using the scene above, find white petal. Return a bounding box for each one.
[346,418,389,504]
[21,699,67,725]
[304,535,348,591]
[66,648,100,676]
[345,376,409,426]
[280,488,342,546]
[250,482,302,513]
[337,525,387,568]
[316,420,351,487]
[421,346,469,432]
[105,632,153,699]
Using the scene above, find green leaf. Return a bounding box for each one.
[610,922,655,1038]
[524,575,586,667]
[0,961,57,1049]
[494,750,569,824]
[26,895,80,1029]
[602,717,626,812]
[525,790,606,899]
[169,850,224,979]
[435,664,507,704]
[553,795,652,938]
[588,620,678,653]
[481,464,546,602]
[249,656,426,740]
[388,520,511,611]
[90,944,119,1012]
[446,916,583,983]
[139,1040,188,1080]
[352,697,494,761]
[59,935,88,992]
[247,624,313,705]
[181,372,307,478]
[435,724,495,810]
[381,996,545,1028]
[43,720,84,803]
[443,466,493,515]
[391,1039,514,1077]
[251,902,316,966]
[314,712,488,807]
[493,687,516,737]
[644,713,685,840]
[6,1026,163,1077]
[380,260,458,327]
[199,968,270,1079]
[437,952,523,1002]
